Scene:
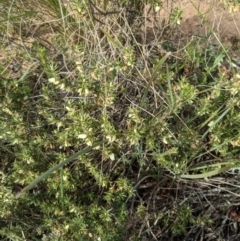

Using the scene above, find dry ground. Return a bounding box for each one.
[143,0,240,47]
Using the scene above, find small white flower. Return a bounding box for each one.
[78,134,87,139]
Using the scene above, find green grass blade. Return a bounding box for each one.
[101,30,122,48]
[60,167,64,210]
[197,105,223,130]
[180,165,231,179]
[16,141,103,198]
[18,63,40,81]
[140,52,171,107]
[202,108,230,139]
[166,64,174,109]
[188,161,233,171]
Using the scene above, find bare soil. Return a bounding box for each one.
[144,0,240,46]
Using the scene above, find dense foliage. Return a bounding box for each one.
[1,0,240,240]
